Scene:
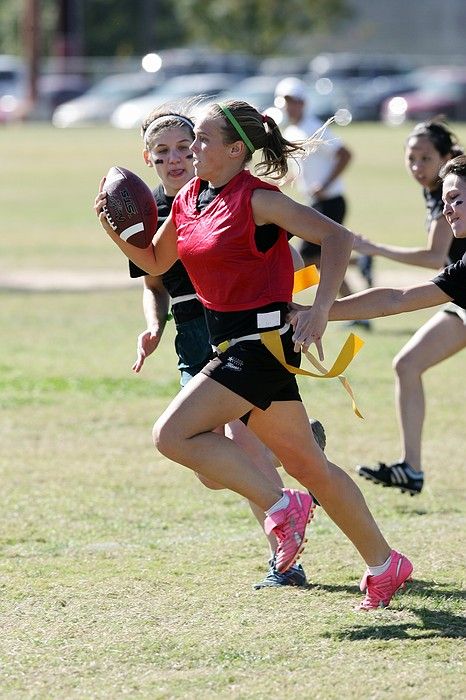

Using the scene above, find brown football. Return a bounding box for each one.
[103,166,158,248]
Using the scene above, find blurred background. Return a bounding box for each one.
[1,0,466,129]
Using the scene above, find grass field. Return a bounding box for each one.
[1,122,465,699]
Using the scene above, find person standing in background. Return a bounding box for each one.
[274,76,373,327]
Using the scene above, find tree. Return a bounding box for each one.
[175,0,352,56]
[1,0,351,60]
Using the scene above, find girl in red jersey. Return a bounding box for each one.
[129,105,324,590]
[95,99,412,610]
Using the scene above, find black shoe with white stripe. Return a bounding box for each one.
[357,461,424,496]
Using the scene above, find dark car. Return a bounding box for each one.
[381,66,466,125]
[309,52,412,80]
[349,72,425,121]
[0,54,26,123]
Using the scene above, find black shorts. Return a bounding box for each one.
[299,195,347,262]
[201,326,302,413]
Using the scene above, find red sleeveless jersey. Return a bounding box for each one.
[171,170,293,312]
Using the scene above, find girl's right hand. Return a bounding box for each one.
[132,328,162,373]
[93,177,115,236]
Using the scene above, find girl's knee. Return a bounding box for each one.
[393,349,417,376]
[285,450,329,485]
[152,416,178,458]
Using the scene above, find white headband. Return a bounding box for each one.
[143,114,195,145]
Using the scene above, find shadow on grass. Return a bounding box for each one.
[336,608,465,641]
[326,579,466,641]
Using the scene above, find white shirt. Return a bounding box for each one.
[283,114,345,204]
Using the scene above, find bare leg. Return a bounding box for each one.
[393,311,466,471]
[226,420,282,554]
[248,402,391,566]
[155,372,390,566]
[153,373,284,511]
[194,420,282,553]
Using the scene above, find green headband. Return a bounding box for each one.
[219,103,255,154]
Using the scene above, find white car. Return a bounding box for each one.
[110,73,242,129]
[52,72,160,127]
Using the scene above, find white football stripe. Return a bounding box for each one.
[120,222,144,241]
[105,171,125,186]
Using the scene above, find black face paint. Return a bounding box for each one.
[153,153,193,165]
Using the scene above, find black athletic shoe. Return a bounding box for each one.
[310,418,326,452]
[357,461,424,496]
[357,254,374,287]
[309,419,326,507]
[253,560,308,589]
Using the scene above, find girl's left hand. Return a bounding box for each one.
[287,301,311,325]
[353,233,378,256]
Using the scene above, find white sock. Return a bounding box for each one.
[368,553,392,577]
[265,491,290,517]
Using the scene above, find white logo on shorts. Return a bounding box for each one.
[223,357,243,373]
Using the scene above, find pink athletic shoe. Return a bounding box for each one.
[358,550,413,610]
[264,489,315,573]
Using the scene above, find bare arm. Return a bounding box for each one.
[353,215,453,270]
[312,144,352,200]
[290,243,304,271]
[252,188,354,356]
[328,282,452,320]
[132,275,170,373]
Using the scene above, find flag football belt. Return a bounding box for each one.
[216,265,365,418]
[171,293,198,306]
[214,322,291,353]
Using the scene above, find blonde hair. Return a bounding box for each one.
[206,100,325,180]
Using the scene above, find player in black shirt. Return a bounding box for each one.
[290,154,466,496]
[348,120,465,494]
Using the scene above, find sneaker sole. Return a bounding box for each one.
[358,471,422,496]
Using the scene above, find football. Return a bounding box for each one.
[103,166,158,248]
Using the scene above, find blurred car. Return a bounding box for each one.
[0,54,26,123]
[111,72,242,129]
[52,71,161,127]
[381,66,466,125]
[257,55,310,77]
[309,52,413,82]
[33,73,90,121]
[218,74,350,124]
[348,72,425,121]
[306,52,414,111]
[216,75,281,113]
[155,47,257,78]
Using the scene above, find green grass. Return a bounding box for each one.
[0,124,465,699]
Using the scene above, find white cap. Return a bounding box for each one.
[274,76,307,102]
